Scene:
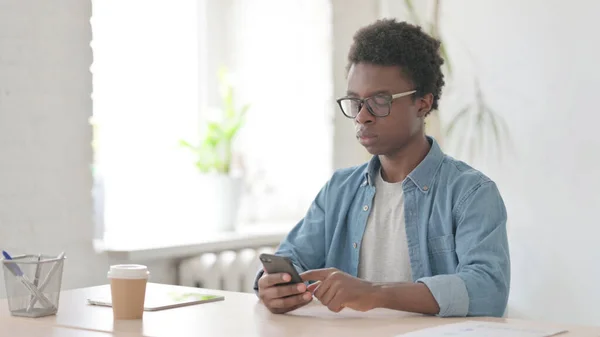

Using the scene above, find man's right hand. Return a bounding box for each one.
[257,271,313,314]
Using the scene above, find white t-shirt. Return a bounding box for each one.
[357,168,413,283]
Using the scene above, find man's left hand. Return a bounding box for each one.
[300,268,378,313]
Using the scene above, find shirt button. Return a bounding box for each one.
[363,205,369,211]
[353,242,358,249]
[423,185,429,191]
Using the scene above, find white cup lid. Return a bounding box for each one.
[107,264,150,279]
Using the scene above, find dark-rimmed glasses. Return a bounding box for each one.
[336,90,416,118]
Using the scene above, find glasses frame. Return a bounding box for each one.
[336,90,417,118]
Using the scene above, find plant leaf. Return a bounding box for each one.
[186,66,251,174]
[224,120,242,141]
[179,139,199,152]
[239,103,250,117]
[445,105,471,139]
[223,86,235,119]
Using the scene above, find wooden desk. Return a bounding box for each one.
[1,283,599,336]
[0,319,135,337]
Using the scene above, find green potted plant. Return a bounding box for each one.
[180,67,250,232]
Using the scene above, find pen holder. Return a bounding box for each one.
[2,254,66,318]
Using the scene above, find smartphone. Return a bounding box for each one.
[259,253,303,285]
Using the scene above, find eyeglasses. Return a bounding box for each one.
[336,90,416,118]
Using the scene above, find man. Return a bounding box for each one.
[254,19,510,317]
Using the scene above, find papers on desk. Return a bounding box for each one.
[396,321,567,337]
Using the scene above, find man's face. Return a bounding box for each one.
[346,63,429,156]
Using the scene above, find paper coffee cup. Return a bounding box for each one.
[107,264,150,320]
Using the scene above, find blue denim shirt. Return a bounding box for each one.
[254,137,510,317]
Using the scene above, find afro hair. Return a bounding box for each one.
[347,19,445,113]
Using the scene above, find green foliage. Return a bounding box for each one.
[180,67,249,174]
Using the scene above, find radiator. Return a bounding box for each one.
[178,246,277,293]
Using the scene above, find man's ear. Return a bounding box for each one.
[416,93,433,118]
[417,107,430,118]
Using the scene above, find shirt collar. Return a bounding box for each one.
[363,136,445,192]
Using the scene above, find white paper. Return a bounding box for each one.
[396,321,567,337]
[287,300,421,319]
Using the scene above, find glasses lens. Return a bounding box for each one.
[366,95,391,116]
[340,99,360,118]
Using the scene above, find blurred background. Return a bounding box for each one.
[1,0,599,327]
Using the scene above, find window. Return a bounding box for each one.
[91,0,333,242]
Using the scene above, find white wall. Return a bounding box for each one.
[382,0,600,326]
[0,0,109,297]
[331,0,379,169]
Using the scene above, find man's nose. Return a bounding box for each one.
[355,102,374,124]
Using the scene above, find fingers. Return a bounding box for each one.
[261,282,307,302]
[261,268,354,314]
[317,284,345,313]
[327,288,345,313]
[267,291,313,310]
[308,271,345,313]
[315,280,335,305]
[259,275,312,314]
[313,270,343,301]
[258,272,292,289]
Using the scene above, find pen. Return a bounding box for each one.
[1,251,22,277]
[33,254,42,287]
[2,251,55,310]
[27,251,65,311]
[28,254,42,309]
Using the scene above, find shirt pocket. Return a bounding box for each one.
[427,234,458,275]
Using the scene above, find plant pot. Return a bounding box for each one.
[197,173,243,232]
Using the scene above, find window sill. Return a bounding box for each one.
[93,223,293,261]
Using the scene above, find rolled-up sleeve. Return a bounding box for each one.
[417,181,510,317]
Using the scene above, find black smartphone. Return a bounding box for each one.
[259,253,303,285]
